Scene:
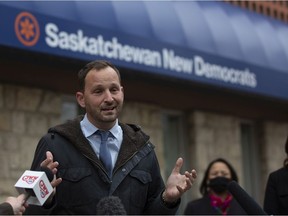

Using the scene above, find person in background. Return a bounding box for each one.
[263,135,288,215]
[0,194,26,215]
[24,60,197,215]
[184,158,246,215]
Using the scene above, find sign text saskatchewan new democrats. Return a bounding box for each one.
[45,23,257,89]
[2,4,288,100]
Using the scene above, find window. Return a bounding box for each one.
[280,12,284,20]
[252,3,256,11]
[267,8,271,16]
[162,112,186,177]
[240,122,261,203]
[245,1,249,9]
[162,111,188,213]
[274,10,278,19]
[61,95,78,122]
[259,5,263,13]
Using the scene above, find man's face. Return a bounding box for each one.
[76,66,124,130]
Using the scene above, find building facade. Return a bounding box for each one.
[0,1,288,213]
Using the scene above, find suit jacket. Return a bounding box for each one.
[184,194,247,215]
[263,167,288,215]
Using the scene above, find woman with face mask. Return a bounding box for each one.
[184,158,246,215]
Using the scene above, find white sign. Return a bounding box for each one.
[44,22,257,88]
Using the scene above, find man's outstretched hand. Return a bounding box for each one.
[40,151,62,204]
[163,157,197,203]
[40,151,62,188]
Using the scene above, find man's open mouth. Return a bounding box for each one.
[102,106,116,111]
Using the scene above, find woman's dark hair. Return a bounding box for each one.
[78,60,121,91]
[284,135,288,168]
[200,158,239,195]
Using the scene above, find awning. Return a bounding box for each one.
[0,1,287,100]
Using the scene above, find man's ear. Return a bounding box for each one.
[76,91,85,108]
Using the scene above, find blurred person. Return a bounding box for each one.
[184,158,246,215]
[263,135,288,215]
[0,194,26,215]
[25,60,197,215]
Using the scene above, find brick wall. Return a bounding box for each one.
[0,84,62,201]
[0,84,287,210]
[187,111,243,198]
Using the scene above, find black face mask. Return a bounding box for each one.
[208,176,230,194]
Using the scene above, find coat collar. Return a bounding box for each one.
[48,115,151,171]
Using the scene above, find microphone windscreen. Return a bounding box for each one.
[96,196,126,215]
[227,180,266,215]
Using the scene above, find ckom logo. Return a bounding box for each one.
[39,180,49,198]
[14,11,40,46]
[22,175,39,184]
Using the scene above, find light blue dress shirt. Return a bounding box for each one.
[80,114,123,169]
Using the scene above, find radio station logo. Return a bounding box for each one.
[22,175,39,184]
[14,12,40,46]
[39,180,49,198]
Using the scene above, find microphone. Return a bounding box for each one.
[14,170,53,206]
[96,196,126,215]
[227,180,266,215]
[24,168,54,202]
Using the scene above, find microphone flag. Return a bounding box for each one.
[14,170,53,206]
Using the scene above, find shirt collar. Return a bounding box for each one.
[80,114,120,138]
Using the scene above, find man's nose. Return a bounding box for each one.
[104,90,114,102]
